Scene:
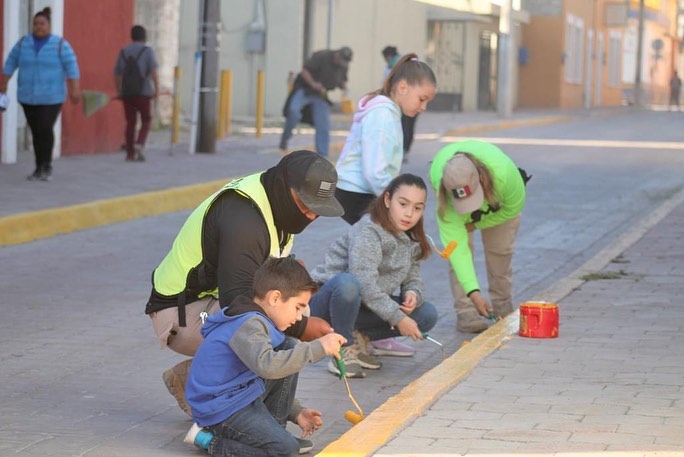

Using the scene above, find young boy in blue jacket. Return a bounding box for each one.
[184,256,347,456]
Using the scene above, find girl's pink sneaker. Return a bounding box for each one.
[370,338,415,357]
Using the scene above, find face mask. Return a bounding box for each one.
[262,162,315,235]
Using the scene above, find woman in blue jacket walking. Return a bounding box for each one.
[0,7,81,181]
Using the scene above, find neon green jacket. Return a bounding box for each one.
[429,140,525,294]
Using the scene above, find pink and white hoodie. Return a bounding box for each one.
[335,94,403,196]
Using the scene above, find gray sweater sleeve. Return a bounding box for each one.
[348,226,407,326]
[229,317,327,379]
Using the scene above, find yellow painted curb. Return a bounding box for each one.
[316,314,519,457]
[443,115,573,137]
[0,179,229,247]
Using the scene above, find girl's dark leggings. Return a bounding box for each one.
[21,103,63,171]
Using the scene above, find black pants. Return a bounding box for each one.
[335,188,376,225]
[401,113,417,153]
[21,103,63,171]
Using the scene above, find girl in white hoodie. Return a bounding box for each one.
[335,53,436,226]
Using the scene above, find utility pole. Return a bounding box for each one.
[634,0,645,106]
[303,0,313,62]
[197,0,220,153]
[497,0,514,117]
[326,0,333,49]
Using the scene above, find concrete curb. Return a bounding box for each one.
[443,115,573,137]
[0,179,227,247]
[315,187,684,457]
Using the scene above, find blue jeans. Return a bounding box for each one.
[206,339,300,457]
[308,273,439,343]
[280,88,331,156]
[356,298,439,341]
[308,273,361,344]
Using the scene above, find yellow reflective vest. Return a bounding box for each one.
[151,173,293,324]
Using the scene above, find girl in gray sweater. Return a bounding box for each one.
[309,174,438,378]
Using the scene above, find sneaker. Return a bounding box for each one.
[327,345,366,378]
[26,169,42,181]
[39,166,52,181]
[134,144,146,162]
[456,311,489,334]
[370,338,415,357]
[162,359,192,417]
[184,423,213,450]
[296,437,314,454]
[352,330,382,369]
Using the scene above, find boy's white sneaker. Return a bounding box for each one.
[184,423,213,450]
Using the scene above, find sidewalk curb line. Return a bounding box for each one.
[443,115,573,137]
[530,186,684,305]
[316,186,684,457]
[0,114,579,248]
[0,179,228,247]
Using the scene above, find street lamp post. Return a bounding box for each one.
[634,0,645,106]
[497,0,514,118]
[197,0,220,153]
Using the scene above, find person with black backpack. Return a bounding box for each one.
[114,25,159,162]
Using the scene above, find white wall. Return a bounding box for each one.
[178,0,303,120]
[174,0,519,118]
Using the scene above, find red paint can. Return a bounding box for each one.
[519,301,559,338]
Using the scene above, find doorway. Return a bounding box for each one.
[425,20,465,111]
[478,31,498,111]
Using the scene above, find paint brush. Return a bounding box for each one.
[426,235,457,259]
[333,352,365,424]
[422,333,445,360]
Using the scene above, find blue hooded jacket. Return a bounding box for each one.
[3,34,80,105]
[185,308,285,427]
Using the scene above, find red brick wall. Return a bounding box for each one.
[61,0,134,155]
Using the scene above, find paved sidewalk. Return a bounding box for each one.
[321,192,684,456]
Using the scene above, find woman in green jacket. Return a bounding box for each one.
[429,140,527,333]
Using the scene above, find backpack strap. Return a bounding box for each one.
[124,46,150,76]
[134,46,148,60]
[16,35,26,66]
[57,38,66,72]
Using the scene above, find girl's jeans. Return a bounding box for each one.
[206,338,300,457]
[308,273,438,343]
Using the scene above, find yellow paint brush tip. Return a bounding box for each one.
[440,241,457,258]
[344,410,364,425]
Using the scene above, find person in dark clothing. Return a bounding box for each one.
[145,150,344,418]
[280,47,353,157]
[114,25,159,161]
[183,256,346,456]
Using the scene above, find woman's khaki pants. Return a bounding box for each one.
[449,216,521,331]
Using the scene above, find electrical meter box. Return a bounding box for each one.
[246,31,265,53]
